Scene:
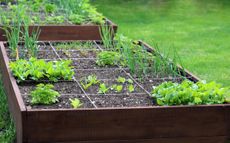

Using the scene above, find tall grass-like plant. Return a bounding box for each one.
[99,24,114,50]
[22,17,40,58]
[1,7,23,60]
[114,34,185,78]
[151,43,185,78]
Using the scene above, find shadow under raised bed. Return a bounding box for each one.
[0,41,229,143]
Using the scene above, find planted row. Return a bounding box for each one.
[152,80,230,106]
[9,58,74,82]
[0,0,105,25]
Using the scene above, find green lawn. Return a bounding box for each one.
[92,0,230,86]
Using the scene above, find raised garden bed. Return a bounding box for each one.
[0,41,229,143]
[0,1,117,41]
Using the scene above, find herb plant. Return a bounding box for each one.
[151,80,230,106]
[30,84,60,105]
[69,98,83,108]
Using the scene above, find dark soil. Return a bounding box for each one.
[83,80,145,95]
[19,82,83,95]
[37,50,58,59]
[23,94,94,109]
[5,42,190,109]
[90,94,154,108]
[57,50,98,59]
[75,69,129,80]
[6,49,57,59]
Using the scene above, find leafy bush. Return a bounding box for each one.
[96,51,124,67]
[9,58,74,82]
[151,80,230,106]
[30,84,60,105]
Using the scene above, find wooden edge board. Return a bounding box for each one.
[0,42,27,143]
[0,18,118,41]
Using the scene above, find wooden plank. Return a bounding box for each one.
[48,136,228,143]
[225,105,230,140]
[0,42,26,143]
[25,106,227,143]
[0,19,117,41]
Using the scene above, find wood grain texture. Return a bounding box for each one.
[24,106,228,143]
[0,19,117,41]
[42,136,229,143]
[0,42,26,143]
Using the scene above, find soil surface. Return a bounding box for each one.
[6,42,187,109]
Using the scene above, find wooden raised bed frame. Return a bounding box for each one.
[0,41,229,143]
[0,19,117,41]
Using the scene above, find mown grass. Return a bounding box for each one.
[92,0,230,86]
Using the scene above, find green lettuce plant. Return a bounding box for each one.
[96,51,124,67]
[151,80,230,106]
[9,58,74,82]
[30,84,60,105]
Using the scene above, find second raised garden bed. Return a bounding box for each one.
[0,40,229,143]
[0,1,117,41]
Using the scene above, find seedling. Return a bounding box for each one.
[98,83,109,94]
[69,98,83,109]
[127,79,134,84]
[117,76,126,84]
[111,84,123,93]
[81,75,100,90]
[30,84,60,105]
[128,84,135,93]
